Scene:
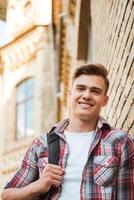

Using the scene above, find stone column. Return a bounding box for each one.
[0,76,4,156]
[34,26,57,135]
[0,75,4,194]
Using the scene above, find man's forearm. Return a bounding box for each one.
[1,180,42,200]
[1,164,64,200]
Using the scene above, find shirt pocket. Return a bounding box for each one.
[93,155,119,186]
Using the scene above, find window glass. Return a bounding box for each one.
[17,82,26,102]
[16,78,34,139]
[26,79,34,98]
[26,98,34,136]
[17,103,25,139]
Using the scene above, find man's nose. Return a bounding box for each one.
[83,89,92,99]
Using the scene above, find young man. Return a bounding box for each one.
[2,64,134,200]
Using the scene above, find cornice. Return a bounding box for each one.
[0,26,46,71]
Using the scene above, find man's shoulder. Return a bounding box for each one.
[27,133,48,152]
[103,125,133,145]
[30,119,68,146]
[99,117,132,142]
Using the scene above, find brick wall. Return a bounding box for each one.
[0,0,6,21]
[90,0,133,136]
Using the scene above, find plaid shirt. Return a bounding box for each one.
[5,117,134,200]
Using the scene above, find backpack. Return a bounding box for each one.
[39,127,60,200]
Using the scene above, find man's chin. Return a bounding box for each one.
[76,114,94,121]
[75,112,99,121]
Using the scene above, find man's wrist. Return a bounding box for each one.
[30,179,48,197]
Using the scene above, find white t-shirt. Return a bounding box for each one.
[58,130,94,200]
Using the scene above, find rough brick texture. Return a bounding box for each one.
[90,0,133,136]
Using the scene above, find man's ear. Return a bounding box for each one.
[103,95,109,106]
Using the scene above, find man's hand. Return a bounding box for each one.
[37,164,65,194]
[1,164,65,200]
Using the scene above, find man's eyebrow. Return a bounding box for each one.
[75,84,103,91]
[91,87,103,91]
[75,84,86,87]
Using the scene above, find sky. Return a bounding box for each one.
[0,19,9,47]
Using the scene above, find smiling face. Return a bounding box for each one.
[70,75,108,122]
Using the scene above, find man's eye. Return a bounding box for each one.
[92,90,100,94]
[76,87,85,91]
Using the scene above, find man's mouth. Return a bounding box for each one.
[78,102,94,108]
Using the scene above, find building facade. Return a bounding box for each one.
[0,0,57,193]
[0,0,133,195]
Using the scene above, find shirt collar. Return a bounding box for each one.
[54,116,111,135]
[96,116,111,130]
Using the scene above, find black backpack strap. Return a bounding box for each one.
[47,127,60,165]
[39,127,60,200]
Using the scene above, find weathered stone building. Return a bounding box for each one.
[0,0,57,193]
[0,0,133,196]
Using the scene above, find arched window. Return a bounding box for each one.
[16,78,34,139]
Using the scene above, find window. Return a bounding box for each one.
[16,78,34,139]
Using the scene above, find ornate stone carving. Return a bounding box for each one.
[1,27,45,70]
[6,0,52,39]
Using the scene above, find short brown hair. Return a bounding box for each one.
[72,63,109,94]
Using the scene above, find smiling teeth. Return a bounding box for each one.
[80,103,93,108]
[79,102,93,106]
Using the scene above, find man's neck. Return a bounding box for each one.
[67,116,98,133]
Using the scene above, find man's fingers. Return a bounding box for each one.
[43,173,63,188]
[39,163,65,191]
[47,164,62,169]
[51,168,64,175]
[51,179,61,187]
[49,173,63,181]
[43,164,65,175]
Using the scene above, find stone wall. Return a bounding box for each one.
[89,0,133,135]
